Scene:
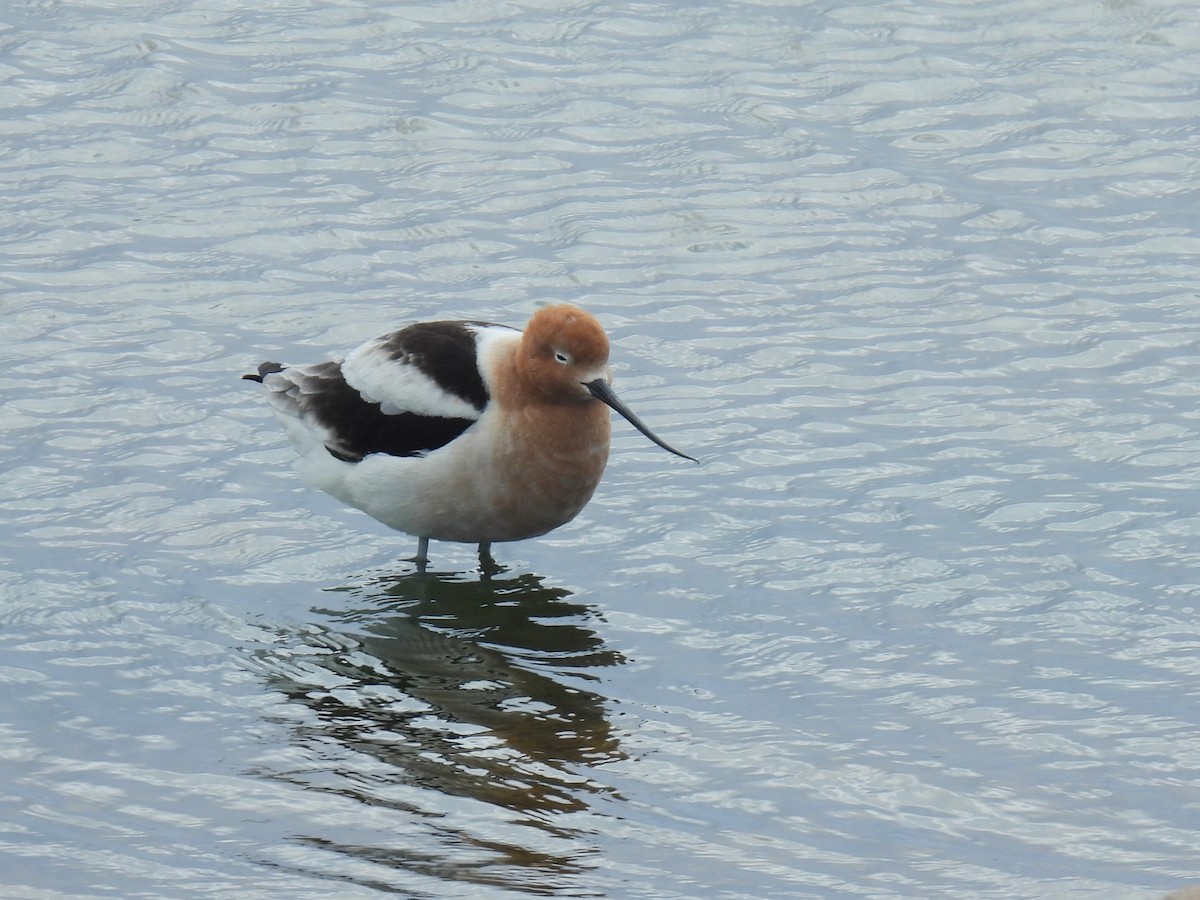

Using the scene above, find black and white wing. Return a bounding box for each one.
[245,320,513,462]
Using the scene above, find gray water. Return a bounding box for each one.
[2,0,1199,897]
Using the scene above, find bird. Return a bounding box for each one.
[243,303,695,568]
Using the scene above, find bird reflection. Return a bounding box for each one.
[254,563,627,822]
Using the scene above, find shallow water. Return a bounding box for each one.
[2,0,1199,897]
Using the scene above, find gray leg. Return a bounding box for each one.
[478,542,496,572]
[415,536,430,572]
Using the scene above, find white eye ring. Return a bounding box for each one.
[554,351,570,364]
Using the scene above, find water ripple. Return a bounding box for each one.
[2,0,1199,896]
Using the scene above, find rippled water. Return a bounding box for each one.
[3,0,1199,896]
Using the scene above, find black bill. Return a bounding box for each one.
[585,379,697,463]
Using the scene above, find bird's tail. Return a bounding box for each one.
[242,361,285,383]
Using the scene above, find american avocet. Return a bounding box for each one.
[244,304,694,566]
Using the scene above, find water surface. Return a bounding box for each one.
[2,0,1199,896]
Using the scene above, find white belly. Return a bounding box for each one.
[321,412,609,544]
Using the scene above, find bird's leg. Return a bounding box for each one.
[477,542,498,576]
[414,536,430,573]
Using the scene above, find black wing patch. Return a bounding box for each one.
[254,360,477,463]
[373,320,496,412]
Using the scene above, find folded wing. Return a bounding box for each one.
[246,321,512,462]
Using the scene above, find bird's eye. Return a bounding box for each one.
[554,351,570,364]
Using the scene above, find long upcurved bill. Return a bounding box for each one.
[585,379,697,463]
